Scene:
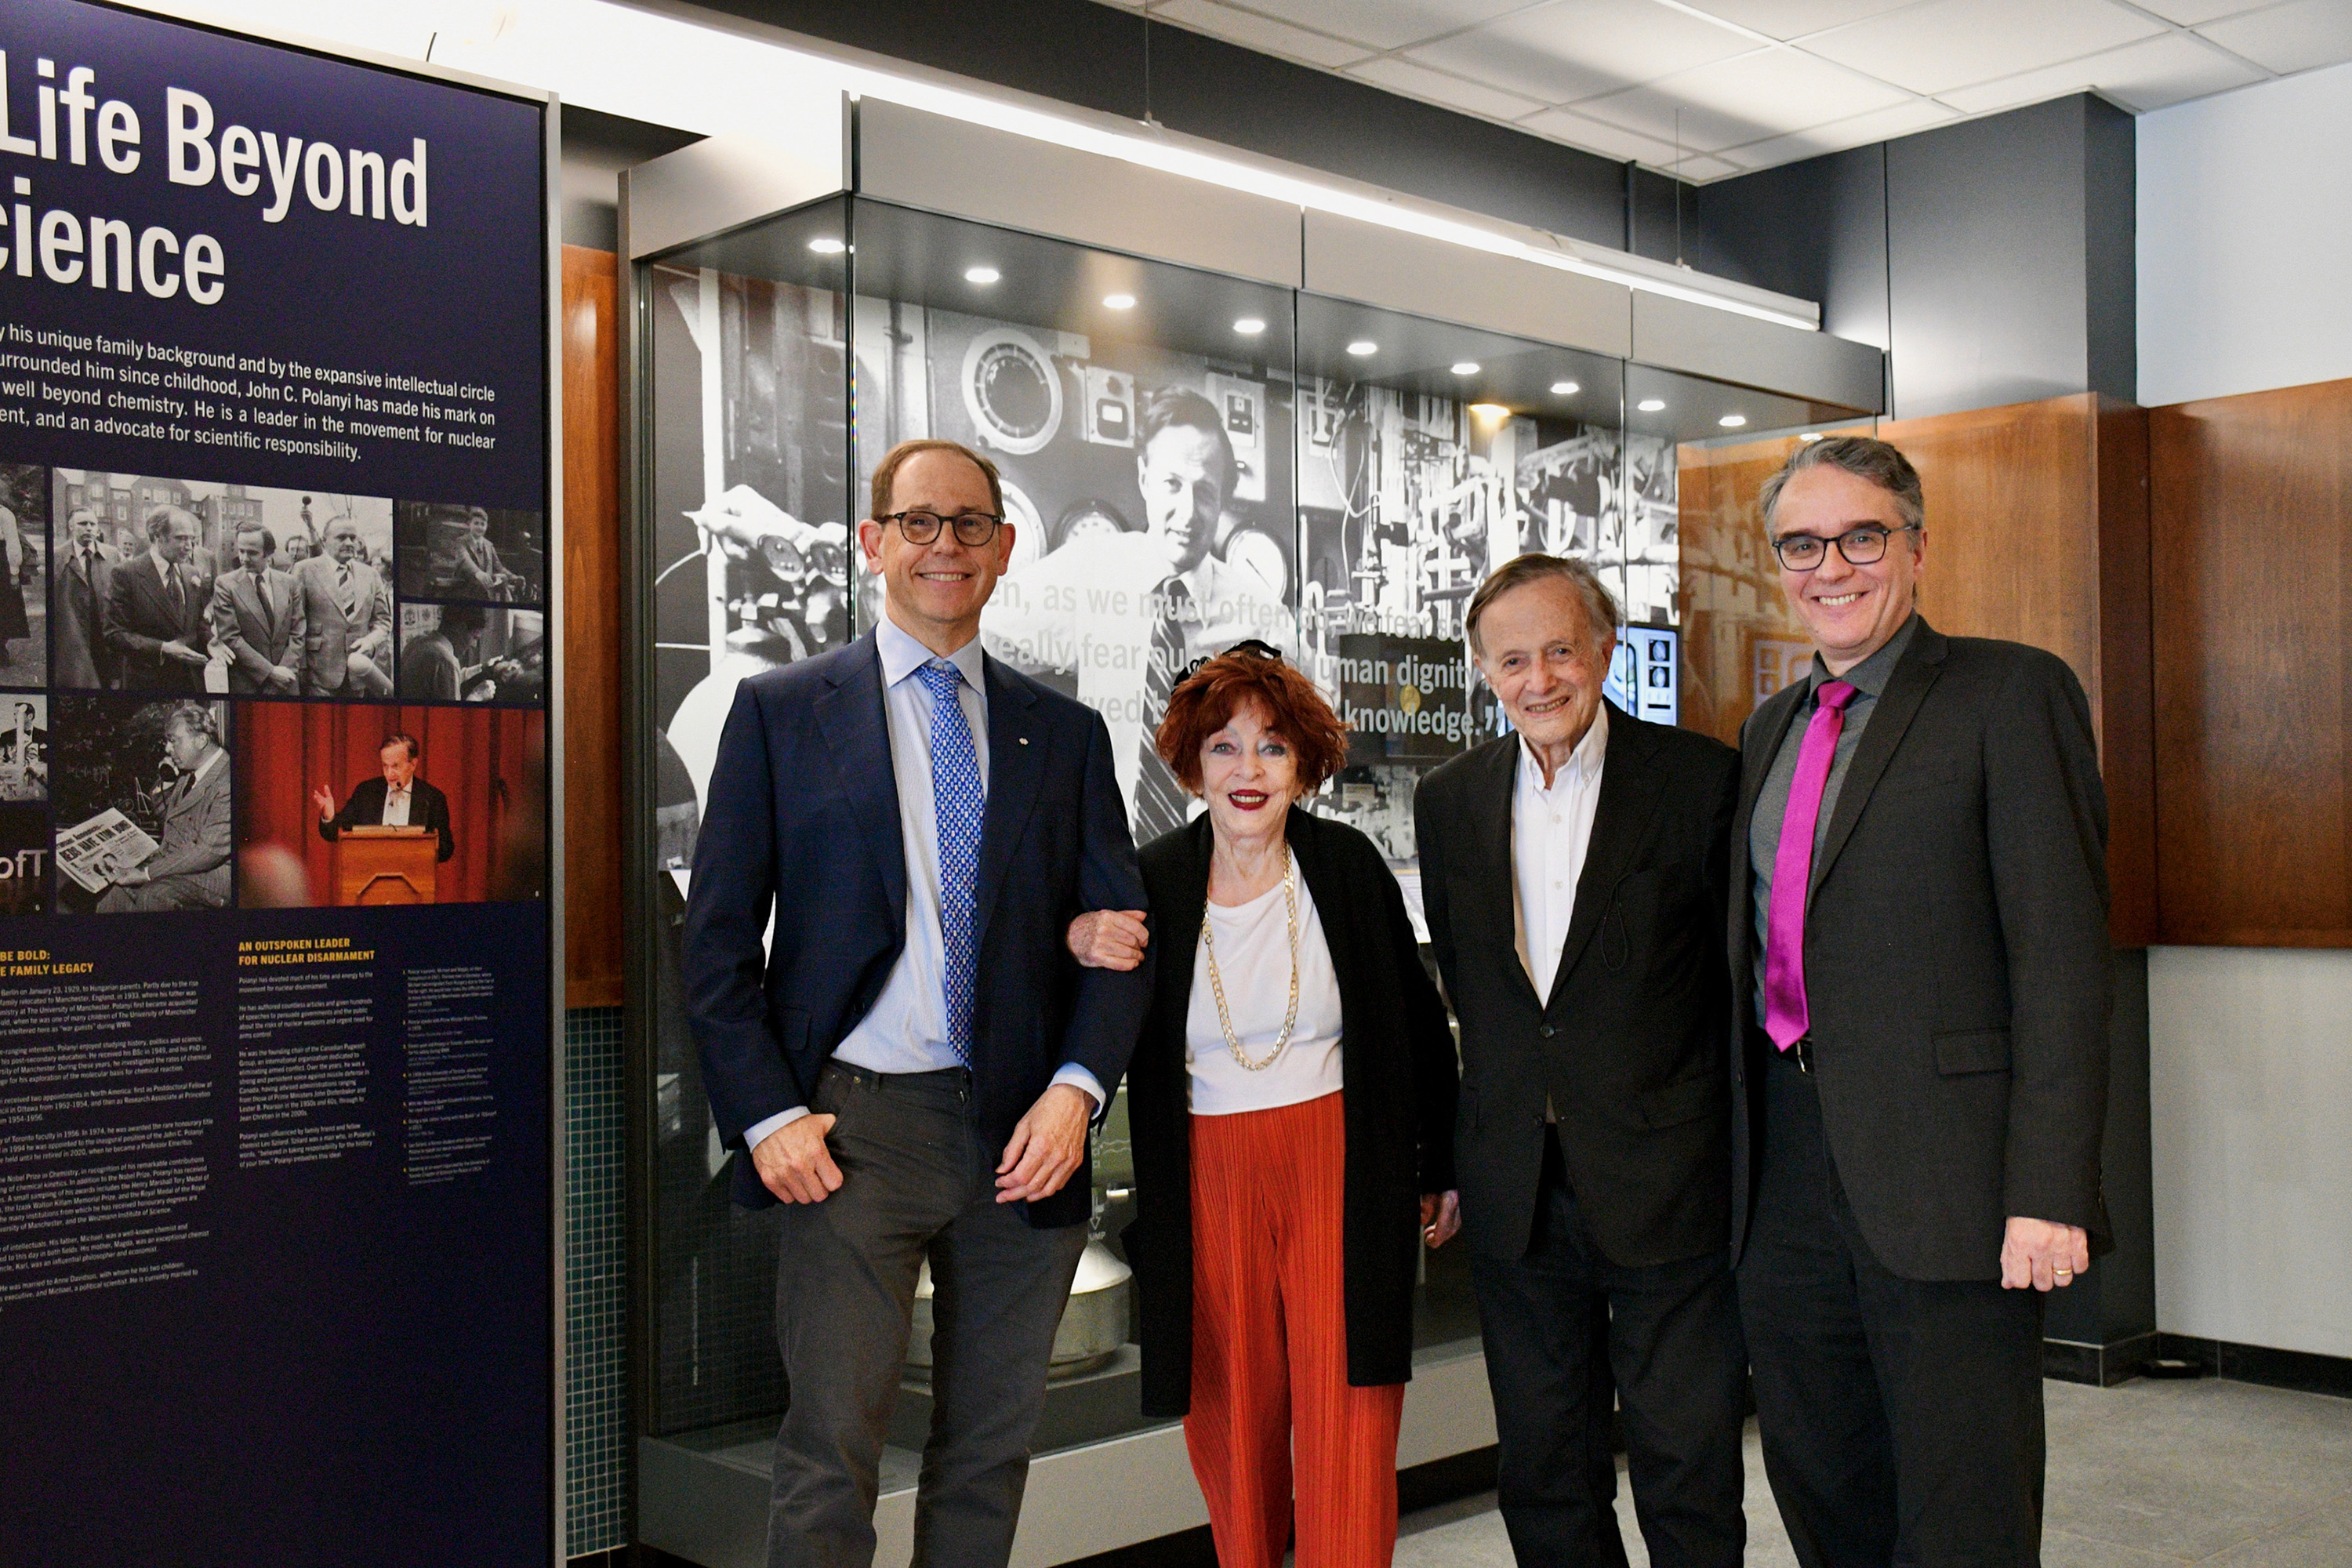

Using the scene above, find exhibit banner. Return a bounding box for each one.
[0,3,556,1563]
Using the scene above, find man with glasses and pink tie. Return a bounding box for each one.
[1729,436,2112,1568]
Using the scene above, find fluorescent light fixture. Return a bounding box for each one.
[1451,361,1481,376]
[964,265,1000,284]
[1719,414,1748,428]
[1346,340,1377,357]
[1637,398,1667,413]
[1233,317,1266,335]
[807,237,846,255]
[1468,402,1510,421]
[1102,292,1136,310]
[1550,381,1580,395]
[1800,432,1825,442]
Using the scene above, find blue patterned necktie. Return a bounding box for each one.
[917,659,984,1064]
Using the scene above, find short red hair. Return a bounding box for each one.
[1156,645,1350,795]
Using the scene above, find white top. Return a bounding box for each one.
[1512,702,1609,1003]
[382,781,412,826]
[1185,865,1345,1116]
[744,615,1100,1152]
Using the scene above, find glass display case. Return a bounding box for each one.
[622,111,1878,1567]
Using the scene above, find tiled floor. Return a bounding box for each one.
[1394,1377,2352,1566]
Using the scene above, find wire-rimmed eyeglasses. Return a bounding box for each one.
[1769,523,1920,572]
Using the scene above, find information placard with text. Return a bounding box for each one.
[0,3,554,1562]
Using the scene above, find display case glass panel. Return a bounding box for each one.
[628,185,1879,1518]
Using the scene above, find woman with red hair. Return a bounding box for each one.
[1070,641,1460,1568]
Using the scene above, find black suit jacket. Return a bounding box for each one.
[103,553,211,692]
[1125,808,1457,1416]
[681,630,1152,1225]
[320,776,455,862]
[1728,619,2112,1281]
[1417,701,1739,1268]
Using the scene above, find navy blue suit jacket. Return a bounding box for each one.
[682,629,1152,1226]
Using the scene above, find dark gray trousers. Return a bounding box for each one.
[768,1062,1087,1568]
[1737,1046,2046,1568]
[1470,1130,1748,1568]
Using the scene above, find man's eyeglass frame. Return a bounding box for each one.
[880,510,1004,547]
[1769,523,1921,572]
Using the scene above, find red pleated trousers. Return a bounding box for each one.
[1185,1091,1406,1568]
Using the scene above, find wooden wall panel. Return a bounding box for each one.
[1884,394,2158,946]
[563,245,626,1006]
[1677,395,2158,946]
[2150,380,2352,947]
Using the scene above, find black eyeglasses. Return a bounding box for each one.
[1176,638,1285,688]
[1769,523,1920,572]
[882,510,1004,547]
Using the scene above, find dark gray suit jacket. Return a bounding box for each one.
[1728,618,2113,1281]
[1417,700,1740,1269]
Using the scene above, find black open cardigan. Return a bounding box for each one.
[1122,806,1459,1418]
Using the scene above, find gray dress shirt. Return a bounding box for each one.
[1748,613,1921,1025]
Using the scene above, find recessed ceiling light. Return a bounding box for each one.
[1550,380,1580,395]
[1719,414,1748,428]
[1468,402,1510,420]
[1102,292,1136,310]
[1233,317,1266,335]
[1346,339,1377,357]
[964,265,1000,284]
[1451,361,1481,376]
[1637,398,1667,412]
[807,237,846,255]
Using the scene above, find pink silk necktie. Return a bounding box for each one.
[1762,680,1858,1051]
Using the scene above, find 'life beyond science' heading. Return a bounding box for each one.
[0,49,434,309]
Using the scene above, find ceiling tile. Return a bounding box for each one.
[1935,31,2267,112]
[1711,96,1957,165]
[1151,0,1376,67]
[1404,0,1758,103]
[1673,0,1918,41]
[1345,54,1552,118]
[2129,0,2277,24]
[1804,0,2165,95]
[1519,106,1686,162]
[1573,45,1914,150]
[2198,0,2352,74]
[1669,152,1747,178]
[1225,0,1540,51]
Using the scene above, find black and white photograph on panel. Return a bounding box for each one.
[397,601,546,703]
[0,803,50,917]
[394,500,546,605]
[0,463,48,688]
[849,301,1298,845]
[49,695,230,914]
[0,695,48,801]
[50,473,394,697]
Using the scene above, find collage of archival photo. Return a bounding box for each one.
[0,463,549,916]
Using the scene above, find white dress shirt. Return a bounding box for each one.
[1512,702,1610,1004]
[747,616,1104,1152]
[382,782,412,826]
[1184,867,1345,1116]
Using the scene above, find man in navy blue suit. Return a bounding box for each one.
[684,438,1152,1568]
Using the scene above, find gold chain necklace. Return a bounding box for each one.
[1200,847,1301,1072]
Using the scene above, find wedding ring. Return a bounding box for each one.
[2054,1268,2073,1278]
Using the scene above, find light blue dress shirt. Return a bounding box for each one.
[745,615,1105,1152]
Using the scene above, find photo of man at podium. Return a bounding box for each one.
[313,733,454,903]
